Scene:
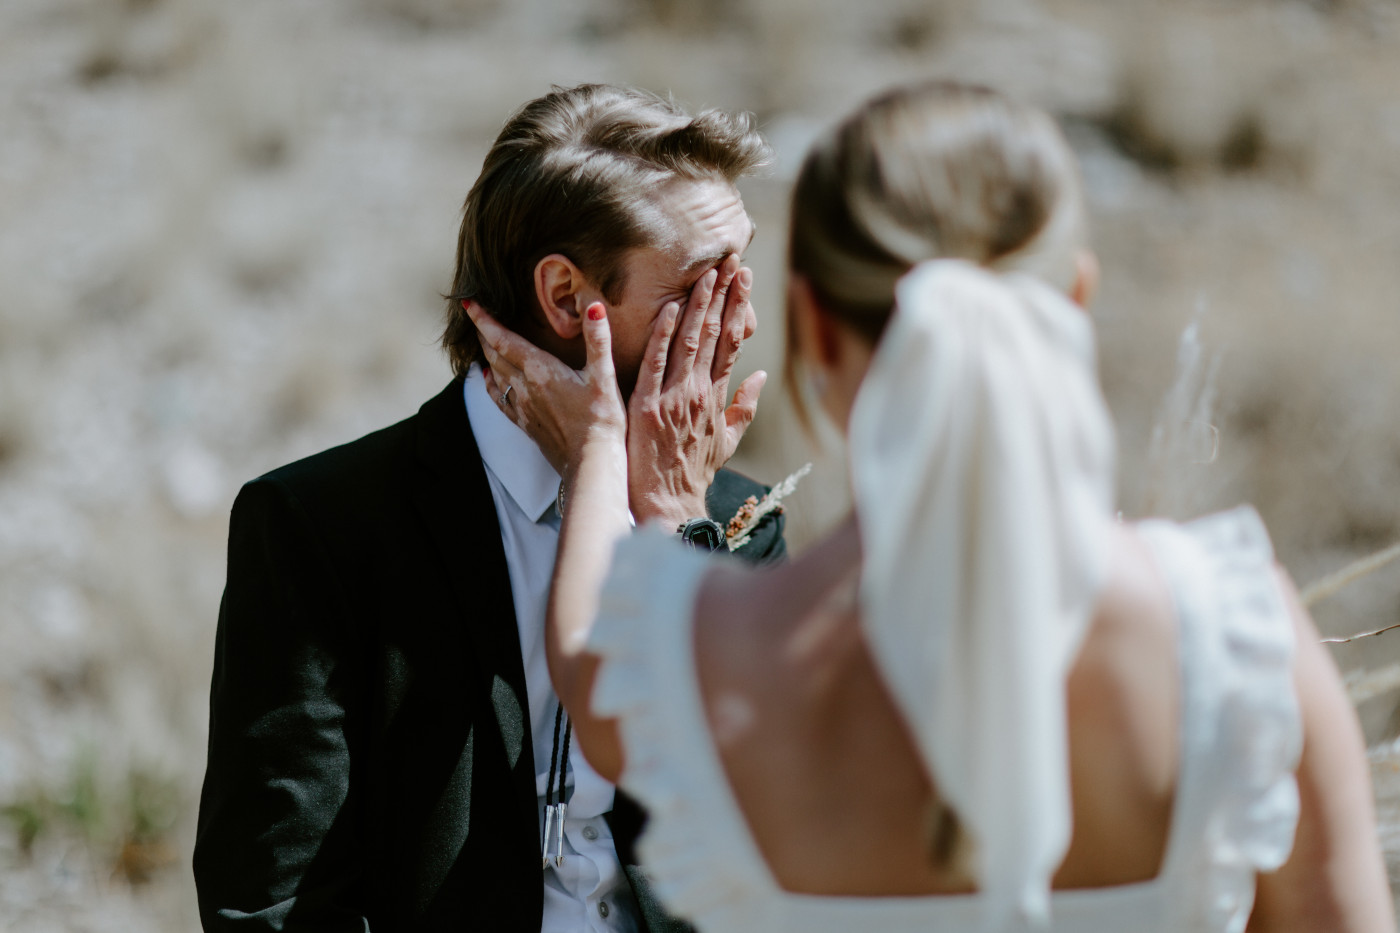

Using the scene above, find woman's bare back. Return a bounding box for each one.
[693,520,1180,896]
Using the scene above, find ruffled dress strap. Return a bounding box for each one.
[1136,506,1303,932]
[587,528,778,927]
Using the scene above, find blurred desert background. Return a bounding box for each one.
[3,0,1400,928]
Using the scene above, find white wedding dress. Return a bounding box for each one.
[587,507,1301,932]
[585,263,1302,932]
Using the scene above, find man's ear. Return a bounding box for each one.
[534,253,587,340]
[1070,249,1100,310]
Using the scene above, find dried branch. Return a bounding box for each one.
[1323,622,1400,645]
[726,463,812,552]
[1301,542,1400,609]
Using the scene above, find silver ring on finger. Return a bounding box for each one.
[499,384,514,407]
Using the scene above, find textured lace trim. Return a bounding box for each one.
[1147,507,1303,930]
[588,529,773,922]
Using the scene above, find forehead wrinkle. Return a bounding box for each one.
[663,177,749,231]
[626,179,754,293]
[671,209,755,275]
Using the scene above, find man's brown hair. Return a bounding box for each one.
[442,84,771,375]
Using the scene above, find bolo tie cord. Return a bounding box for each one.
[542,703,572,869]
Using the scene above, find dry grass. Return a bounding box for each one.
[3,0,1400,926]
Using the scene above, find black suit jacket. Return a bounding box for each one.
[194,377,785,932]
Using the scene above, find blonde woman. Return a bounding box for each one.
[466,82,1393,931]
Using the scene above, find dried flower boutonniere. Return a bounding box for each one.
[725,463,812,552]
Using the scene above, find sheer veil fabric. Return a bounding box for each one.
[848,260,1118,929]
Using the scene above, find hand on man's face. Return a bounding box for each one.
[491,175,764,521]
[624,251,766,526]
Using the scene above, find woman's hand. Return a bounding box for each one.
[627,253,767,525]
[464,299,626,479]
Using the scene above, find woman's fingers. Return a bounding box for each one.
[667,268,719,387]
[467,300,626,474]
[580,302,616,384]
[482,365,503,406]
[465,300,545,426]
[463,298,550,376]
[463,302,504,374]
[710,263,751,385]
[694,254,740,378]
[581,302,627,435]
[482,364,526,429]
[463,299,508,359]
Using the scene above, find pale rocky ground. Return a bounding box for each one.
[2,0,1400,928]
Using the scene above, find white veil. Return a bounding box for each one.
[848,259,1117,928]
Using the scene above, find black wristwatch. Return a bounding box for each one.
[676,517,726,552]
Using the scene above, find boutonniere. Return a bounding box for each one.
[725,463,812,551]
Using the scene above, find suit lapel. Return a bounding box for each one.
[410,378,536,791]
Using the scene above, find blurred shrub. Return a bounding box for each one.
[2,749,182,886]
[363,0,502,29]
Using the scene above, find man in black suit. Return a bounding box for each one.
[194,84,784,932]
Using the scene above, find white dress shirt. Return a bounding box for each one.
[464,367,640,933]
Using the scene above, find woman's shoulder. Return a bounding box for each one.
[1069,522,1181,731]
[1101,507,1284,649]
[1056,510,1306,913]
[1130,506,1276,594]
[1095,508,1299,745]
[1090,523,1178,638]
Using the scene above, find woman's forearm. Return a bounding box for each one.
[1249,569,1396,932]
[461,298,634,780]
[546,434,631,783]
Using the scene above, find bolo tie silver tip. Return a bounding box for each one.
[542,802,567,869]
[541,804,556,869]
[554,802,568,867]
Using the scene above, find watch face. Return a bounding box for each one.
[682,519,725,552]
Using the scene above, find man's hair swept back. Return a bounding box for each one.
[442,83,771,376]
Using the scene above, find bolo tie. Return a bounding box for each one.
[541,702,572,868]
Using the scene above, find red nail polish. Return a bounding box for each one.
[587,304,606,321]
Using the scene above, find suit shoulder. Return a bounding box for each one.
[253,414,414,493]
[235,412,422,534]
[709,466,768,509]
[259,415,415,488]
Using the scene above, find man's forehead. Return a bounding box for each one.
[650,178,755,270]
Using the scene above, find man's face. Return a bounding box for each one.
[604,178,756,396]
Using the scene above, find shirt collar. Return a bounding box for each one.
[464,365,561,523]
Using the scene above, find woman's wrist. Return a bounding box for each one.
[561,433,629,520]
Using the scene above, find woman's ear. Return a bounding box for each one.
[788,275,842,368]
[534,253,587,339]
[1070,249,1100,310]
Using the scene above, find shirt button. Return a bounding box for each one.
[598,901,610,918]
[582,825,599,841]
